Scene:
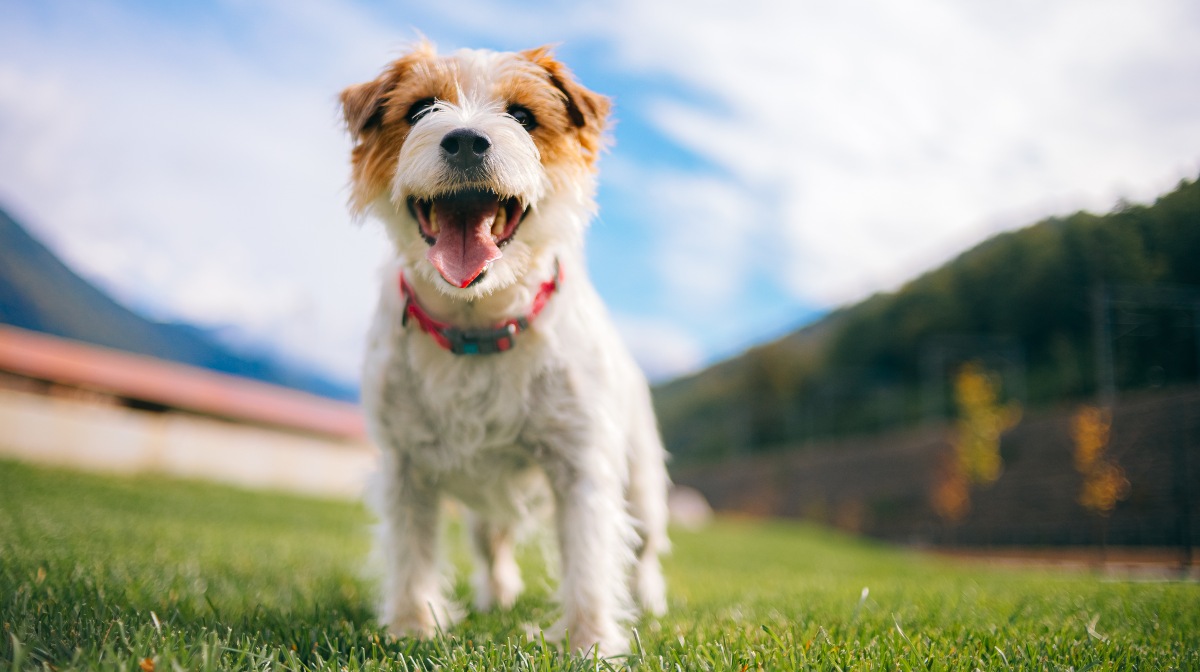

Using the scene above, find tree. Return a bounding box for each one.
[932,361,1022,522]
[1070,405,1130,554]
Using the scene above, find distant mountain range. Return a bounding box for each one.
[0,206,358,402]
[654,176,1200,462]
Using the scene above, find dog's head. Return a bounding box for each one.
[342,44,609,297]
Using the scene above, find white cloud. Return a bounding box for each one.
[3,0,1199,385]
[602,157,763,313]
[0,1,401,381]
[590,0,1200,305]
[615,316,704,382]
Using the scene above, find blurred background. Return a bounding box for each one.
[2,1,1199,563]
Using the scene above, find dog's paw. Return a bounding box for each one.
[546,615,628,658]
[635,556,668,617]
[473,556,524,612]
[383,599,463,639]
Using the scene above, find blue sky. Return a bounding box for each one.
[3,1,1200,383]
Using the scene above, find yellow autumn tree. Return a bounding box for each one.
[1071,405,1129,516]
[932,361,1022,522]
[930,454,971,522]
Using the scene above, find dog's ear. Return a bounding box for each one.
[341,74,396,141]
[341,43,435,141]
[522,46,612,162]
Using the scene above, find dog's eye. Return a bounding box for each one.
[507,105,537,131]
[405,98,437,125]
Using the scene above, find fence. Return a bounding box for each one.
[674,386,1200,556]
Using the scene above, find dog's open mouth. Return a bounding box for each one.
[408,190,527,288]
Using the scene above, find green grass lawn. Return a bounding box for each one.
[2,458,1196,671]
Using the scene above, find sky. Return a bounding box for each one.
[2,0,1199,384]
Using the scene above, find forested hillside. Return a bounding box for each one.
[656,177,1200,462]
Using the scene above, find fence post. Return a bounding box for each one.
[1092,285,1115,408]
[1173,397,1195,569]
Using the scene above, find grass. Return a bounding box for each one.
[1,458,1197,671]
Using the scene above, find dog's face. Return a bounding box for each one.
[342,44,609,297]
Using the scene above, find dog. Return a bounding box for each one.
[341,43,671,656]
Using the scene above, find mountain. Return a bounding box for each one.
[0,206,358,402]
[655,176,1200,462]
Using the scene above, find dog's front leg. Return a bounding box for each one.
[548,452,636,656]
[466,512,524,612]
[376,452,458,638]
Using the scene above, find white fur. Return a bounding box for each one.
[353,48,670,657]
[393,96,546,208]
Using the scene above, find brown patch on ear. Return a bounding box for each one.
[521,46,611,163]
[340,66,407,213]
[341,42,437,141]
[341,76,394,140]
[341,43,442,213]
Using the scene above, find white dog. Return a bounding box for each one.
[341,43,670,656]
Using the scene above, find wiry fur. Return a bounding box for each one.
[343,44,670,656]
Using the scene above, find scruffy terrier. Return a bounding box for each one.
[341,43,670,656]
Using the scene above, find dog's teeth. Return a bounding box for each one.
[427,202,439,235]
[491,206,508,238]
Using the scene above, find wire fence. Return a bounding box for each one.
[674,386,1199,558]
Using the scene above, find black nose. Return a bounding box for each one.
[440,128,491,170]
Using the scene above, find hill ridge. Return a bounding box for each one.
[655,176,1200,461]
[0,205,357,402]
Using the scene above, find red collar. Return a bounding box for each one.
[399,261,563,355]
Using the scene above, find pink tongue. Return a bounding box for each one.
[426,195,503,288]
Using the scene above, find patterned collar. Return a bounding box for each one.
[398,261,562,355]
